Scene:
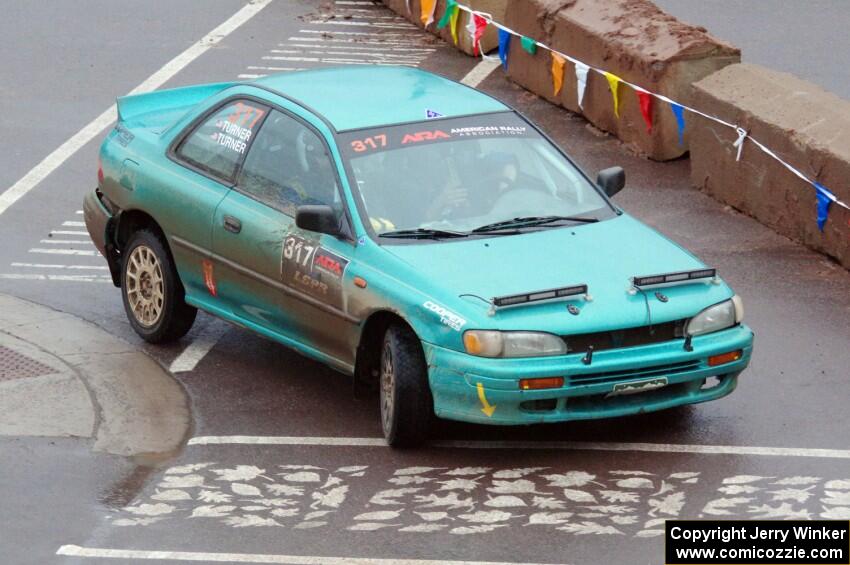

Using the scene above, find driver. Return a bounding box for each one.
[478,151,520,210]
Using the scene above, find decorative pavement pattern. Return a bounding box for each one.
[110,462,850,536]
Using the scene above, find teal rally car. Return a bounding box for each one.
[84,66,753,447]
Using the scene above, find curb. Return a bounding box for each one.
[0,293,190,457]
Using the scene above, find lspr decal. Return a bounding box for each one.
[281,234,349,310]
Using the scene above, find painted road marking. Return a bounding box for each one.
[29,248,98,256]
[11,263,107,270]
[169,322,231,373]
[0,274,110,282]
[62,221,86,227]
[461,59,501,88]
[0,0,273,217]
[56,545,561,565]
[86,460,850,536]
[50,230,88,236]
[39,239,92,245]
[187,435,850,459]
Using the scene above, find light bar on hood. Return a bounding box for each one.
[492,284,588,308]
[631,268,717,288]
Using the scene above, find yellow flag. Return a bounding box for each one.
[450,6,460,44]
[551,52,566,96]
[421,0,438,27]
[604,72,622,118]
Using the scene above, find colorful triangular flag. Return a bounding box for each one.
[814,182,835,231]
[551,52,566,96]
[521,36,537,55]
[498,29,511,69]
[604,72,622,118]
[670,102,686,146]
[575,62,589,109]
[437,0,457,29]
[468,14,488,57]
[421,0,438,27]
[636,91,653,133]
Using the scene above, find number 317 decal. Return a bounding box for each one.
[283,235,315,266]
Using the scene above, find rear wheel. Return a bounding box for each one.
[379,323,433,447]
[121,229,196,343]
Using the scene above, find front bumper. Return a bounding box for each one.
[424,324,753,425]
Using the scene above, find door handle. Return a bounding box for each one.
[223,215,242,234]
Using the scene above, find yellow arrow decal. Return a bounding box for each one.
[476,382,496,417]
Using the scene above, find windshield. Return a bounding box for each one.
[340,112,615,240]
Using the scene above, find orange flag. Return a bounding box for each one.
[421,0,438,27]
[604,72,622,118]
[551,52,566,96]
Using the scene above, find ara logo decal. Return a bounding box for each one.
[425,109,444,119]
[202,260,217,297]
[401,130,450,144]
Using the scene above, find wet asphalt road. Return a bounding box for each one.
[1,1,850,564]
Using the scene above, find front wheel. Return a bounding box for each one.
[379,323,433,448]
[121,229,197,343]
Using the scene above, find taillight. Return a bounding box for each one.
[97,156,104,186]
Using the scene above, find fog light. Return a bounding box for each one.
[519,377,565,390]
[708,350,742,367]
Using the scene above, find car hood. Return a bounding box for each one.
[383,214,734,333]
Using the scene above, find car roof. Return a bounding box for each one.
[253,66,508,132]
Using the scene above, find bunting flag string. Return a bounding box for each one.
[521,36,537,55]
[498,28,511,69]
[636,91,653,133]
[436,0,457,29]
[420,0,438,27]
[434,0,850,230]
[551,52,566,96]
[603,72,622,118]
[574,61,589,109]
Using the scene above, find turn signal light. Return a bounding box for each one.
[708,350,743,367]
[519,377,565,390]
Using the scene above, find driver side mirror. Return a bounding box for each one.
[295,205,341,236]
[597,166,625,198]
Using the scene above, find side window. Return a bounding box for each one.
[177,100,267,181]
[237,110,340,216]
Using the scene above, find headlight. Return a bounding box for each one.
[463,330,567,358]
[686,296,743,337]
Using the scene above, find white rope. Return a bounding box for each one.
[449,1,849,214]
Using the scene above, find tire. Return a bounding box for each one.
[379,323,433,447]
[121,228,196,343]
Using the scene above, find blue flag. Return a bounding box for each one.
[670,103,686,146]
[814,182,834,231]
[498,29,511,70]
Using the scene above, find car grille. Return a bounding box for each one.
[561,319,686,354]
[568,359,701,387]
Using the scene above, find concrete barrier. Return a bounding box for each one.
[690,63,850,270]
[382,0,506,56]
[502,0,739,161]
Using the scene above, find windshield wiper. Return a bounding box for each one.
[380,228,469,239]
[471,215,599,233]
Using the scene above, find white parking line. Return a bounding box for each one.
[56,545,561,565]
[62,221,86,227]
[29,248,98,256]
[169,322,231,373]
[39,239,92,245]
[0,0,273,217]
[460,59,501,88]
[50,230,88,236]
[11,262,107,270]
[186,435,850,459]
[0,274,110,282]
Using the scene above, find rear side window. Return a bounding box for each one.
[176,100,267,182]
